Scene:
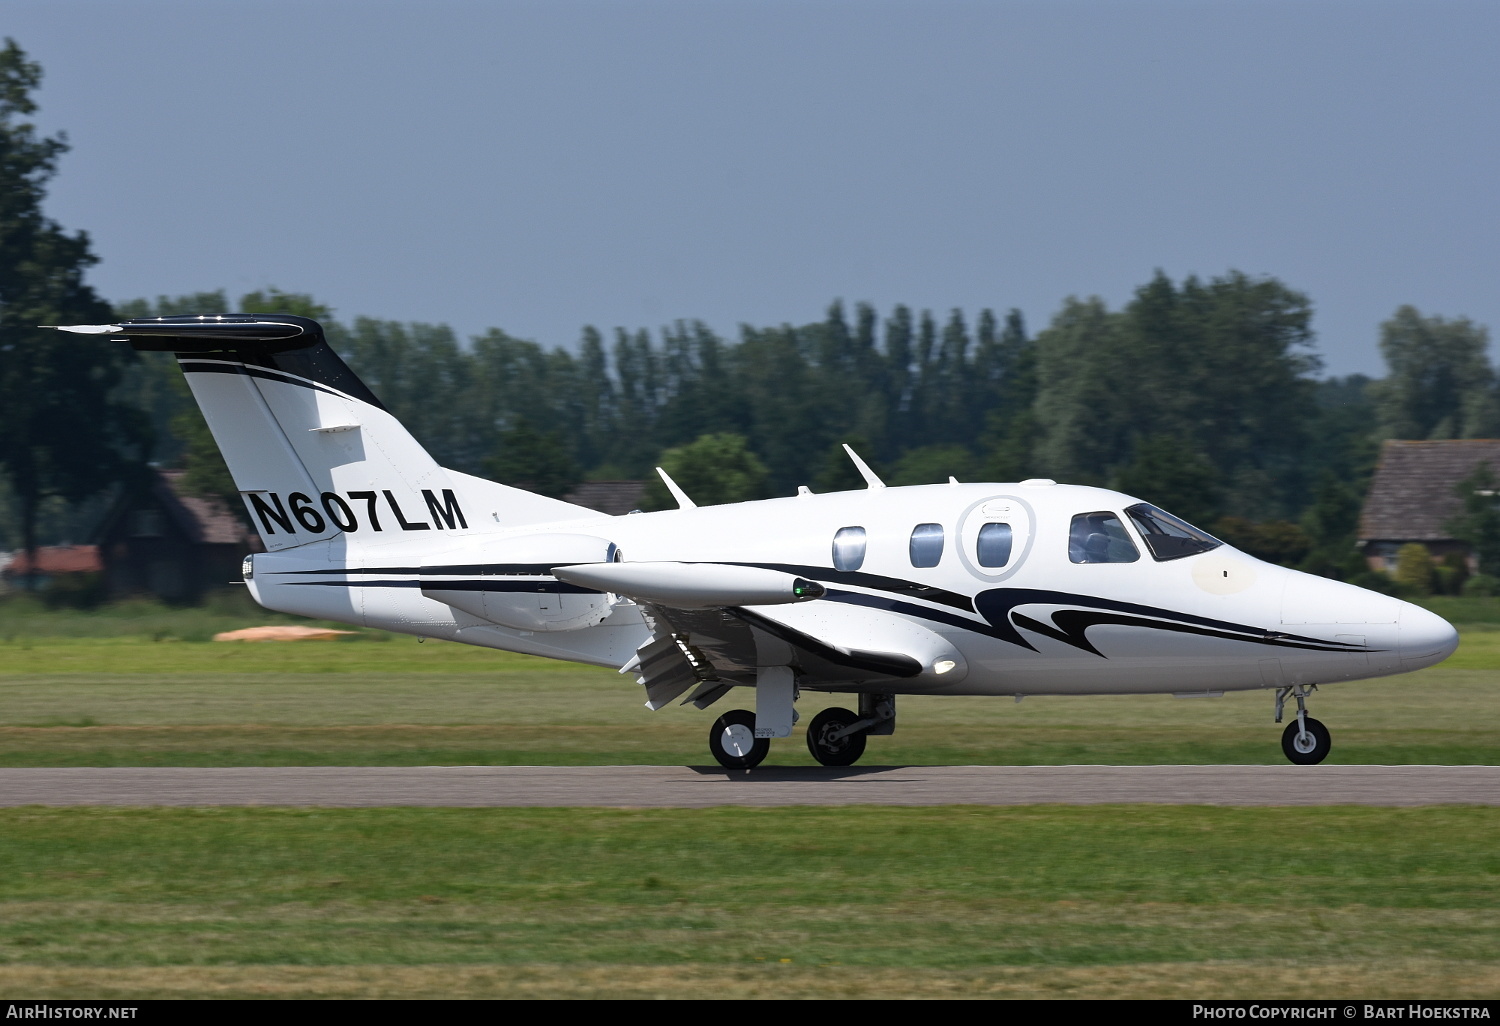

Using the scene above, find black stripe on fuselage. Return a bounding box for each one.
[975,588,1372,656]
[284,578,601,595]
[264,568,1372,658]
[269,563,566,577]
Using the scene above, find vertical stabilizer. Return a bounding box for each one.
[55,315,597,550]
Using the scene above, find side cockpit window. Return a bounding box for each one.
[1125,503,1222,561]
[909,523,944,567]
[1069,512,1140,564]
[833,526,867,571]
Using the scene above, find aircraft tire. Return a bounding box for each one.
[806,707,867,767]
[710,709,769,770]
[1281,717,1331,765]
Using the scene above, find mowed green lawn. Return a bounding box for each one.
[0,621,1497,765]
[0,805,1496,999]
[0,601,1497,998]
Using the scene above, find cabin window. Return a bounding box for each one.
[832,526,867,572]
[1125,503,1222,561]
[976,522,1013,567]
[1068,512,1139,564]
[909,523,944,567]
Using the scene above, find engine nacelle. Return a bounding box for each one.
[421,533,616,632]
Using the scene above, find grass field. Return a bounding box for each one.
[0,596,1496,999]
[0,805,1496,998]
[0,605,1497,766]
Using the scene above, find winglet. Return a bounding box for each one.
[655,467,697,508]
[842,444,885,489]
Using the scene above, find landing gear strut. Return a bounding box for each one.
[1275,684,1331,765]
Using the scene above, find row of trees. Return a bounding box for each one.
[2,36,1498,593]
[100,279,1425,573]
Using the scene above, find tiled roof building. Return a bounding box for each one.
[1358,439,1500,570]
[95,469,262,602]
[563,480,646,516]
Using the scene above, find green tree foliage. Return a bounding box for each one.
[1034,271,1317,520]
[1112,435,1220,525]
[1393,543,1436,596]
[483,420,580,500]
[887,445,977,486]
[1446,464,1500,576]
[0,39,147,584]
[641,433,769,511]
[1210,517,1313,567]
[1373,305,1498,440]
[1297,473,1367,580]
[813,438,876,493]
[1436,550,1469,597]
[112,291,231,469]
[238,288,330,321]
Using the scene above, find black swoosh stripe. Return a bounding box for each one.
[179,360,349,401]
[268,572,1370,660]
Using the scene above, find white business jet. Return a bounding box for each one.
[49,315,1459,767]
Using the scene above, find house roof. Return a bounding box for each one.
[95,469,258,549]
[156,470,252,546]
[1359,439,1500,542]
[564,480,645,516]
[5,544,103,575]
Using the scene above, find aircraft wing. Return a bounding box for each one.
[567,562,965,709]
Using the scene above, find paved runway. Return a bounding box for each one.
[0,765,1496,807]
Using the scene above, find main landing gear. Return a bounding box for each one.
[709,710,770,770]
[707,691,896,770]
[1275,684,1331,765]
[806,707,866,767]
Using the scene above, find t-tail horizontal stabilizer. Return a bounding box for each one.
[44,315,598,550]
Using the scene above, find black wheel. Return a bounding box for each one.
[1281,716,1331,765]
[806,707,867,767]
[710,709,769,770]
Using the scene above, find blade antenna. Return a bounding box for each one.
[655,467,697,509]
[842,444,885,489]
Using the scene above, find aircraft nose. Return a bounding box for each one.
[1397,602,1459,672]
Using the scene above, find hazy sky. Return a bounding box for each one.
[10,1,1498,376]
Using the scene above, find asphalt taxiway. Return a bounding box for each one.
[0,764,1495,807]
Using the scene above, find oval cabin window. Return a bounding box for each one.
[832,526,867,572]
[976,522,1013,567]
[909,523,944,568]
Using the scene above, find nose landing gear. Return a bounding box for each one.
[1275,684,1331,765]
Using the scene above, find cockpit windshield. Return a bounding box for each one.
[1124,503,1222,561]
